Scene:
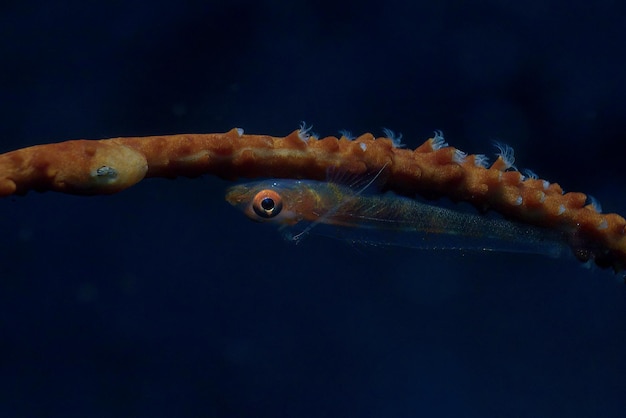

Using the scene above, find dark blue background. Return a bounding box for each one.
[1,1,626,417]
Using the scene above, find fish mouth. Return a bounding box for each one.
[224,185,248,206]
[225,185,250,206]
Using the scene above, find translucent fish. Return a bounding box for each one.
[225,179,569,257]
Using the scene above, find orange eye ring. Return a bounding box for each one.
[252,189,283,218]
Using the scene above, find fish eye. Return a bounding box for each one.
[252,189,283,218]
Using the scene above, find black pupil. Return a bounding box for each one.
[261,197,275,212]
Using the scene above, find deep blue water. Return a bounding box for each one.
[1,1,626,417]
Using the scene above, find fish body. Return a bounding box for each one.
[226,179,568,257]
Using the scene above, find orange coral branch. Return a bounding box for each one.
[1,128,625,271]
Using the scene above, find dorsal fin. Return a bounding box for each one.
[326,163,388,195]
[288,164,389,242]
